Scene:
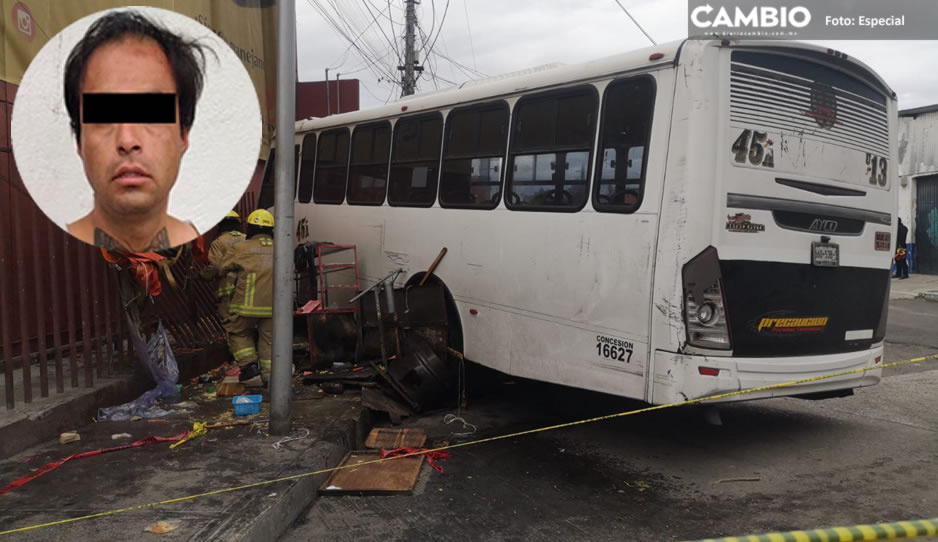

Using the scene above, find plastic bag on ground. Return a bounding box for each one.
[98,322,180,422]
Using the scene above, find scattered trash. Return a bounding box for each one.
[0,433,188,496]
[170,422,207,450]
[131,416,143,422]
[97,323,180,422]
[623,480,651,492]
[272,428,310,450]
[233,395,263,416]
[361,387,411,424]
[443,414,477,438]
[198,374,213,384]
[147,419,168,424]
[321,382,344,395]
[319,451,426,495]
[59,432,80,444]
[144,521,178,534]
[14,456,36,463]
[111,433,132,440]
[174,401,197,409]
[217,368,245,397]
[365,428,426,449]
[331,361,352,371]
[268,492,278,498]
[380,447,451,474]
[711,476,762,484]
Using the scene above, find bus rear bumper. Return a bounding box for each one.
[650,346,884,405]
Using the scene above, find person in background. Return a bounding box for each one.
[201,210,245,342]
[220,209,274,386]
[894,217,909,279]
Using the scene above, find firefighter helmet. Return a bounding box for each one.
[247,209,274,228]
[225,210,241,222]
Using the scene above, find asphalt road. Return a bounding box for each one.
[283,298,938,542]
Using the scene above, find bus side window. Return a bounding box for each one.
[440,101,509,209]
[293,144,300,200]
[593,76,656,213]
[313,128,350,204]
[389,113,443,207]
[506,87,597,212]
[257,147,276,209]
[347,122,391,205]
[297,133,317,204]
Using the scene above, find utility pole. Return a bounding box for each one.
[324,67,331,116]
[398,0,423,96]
[270,0,296,436]
[336,72,341,114]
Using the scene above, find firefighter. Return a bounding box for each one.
[201,211,245,339]
[220,209,274,386]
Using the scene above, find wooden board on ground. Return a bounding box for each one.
[319,451,424,496]
[365,427,427,449]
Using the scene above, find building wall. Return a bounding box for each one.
[296,80,361,121]
[897,108,938,272]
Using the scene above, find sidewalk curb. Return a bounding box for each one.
[0,342,229,460]
[193,405,373,542]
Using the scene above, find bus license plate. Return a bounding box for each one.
[811,242,839,267]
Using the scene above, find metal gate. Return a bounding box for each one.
[915,175,938,275]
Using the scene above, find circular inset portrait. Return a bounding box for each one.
[11,6,262,252]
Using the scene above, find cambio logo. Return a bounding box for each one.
[691,4,812,28]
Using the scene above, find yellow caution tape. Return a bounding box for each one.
[1,352,937,537]
[169,422,207,450]
[689,517,938,541]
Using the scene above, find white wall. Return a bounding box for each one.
[897,109,938,240]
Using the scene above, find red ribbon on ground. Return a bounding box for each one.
[0,432,188,496]
[380,447,452,474]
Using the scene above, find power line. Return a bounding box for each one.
[462,0,478,71]
[611,0,657,45]
[421,0,451,62]
[326,1,393,69]
[361,0,401,64]
[308,0,398,82]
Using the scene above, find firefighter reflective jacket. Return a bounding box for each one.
[204,231,245,298]
[220,234,274,317]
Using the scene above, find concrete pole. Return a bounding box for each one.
[270,0,296,436]
[324,67,331,116]
[401,0,417,96]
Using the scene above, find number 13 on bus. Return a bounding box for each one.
[264,38,897,405]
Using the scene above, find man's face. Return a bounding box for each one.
[77,37,189,218]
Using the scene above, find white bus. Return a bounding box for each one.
[262,38,898,405]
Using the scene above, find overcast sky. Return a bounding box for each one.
[296,0,938,111]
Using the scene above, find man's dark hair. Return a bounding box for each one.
[64,10,208,143]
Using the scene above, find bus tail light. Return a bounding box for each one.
[682,247,732,350]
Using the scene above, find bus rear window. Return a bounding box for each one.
[507,87,597,211]
[440,102,509,209]
[389,113,443,207]
[347,122,391,205]
[313,128,349,204]
[593,76,656,213]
